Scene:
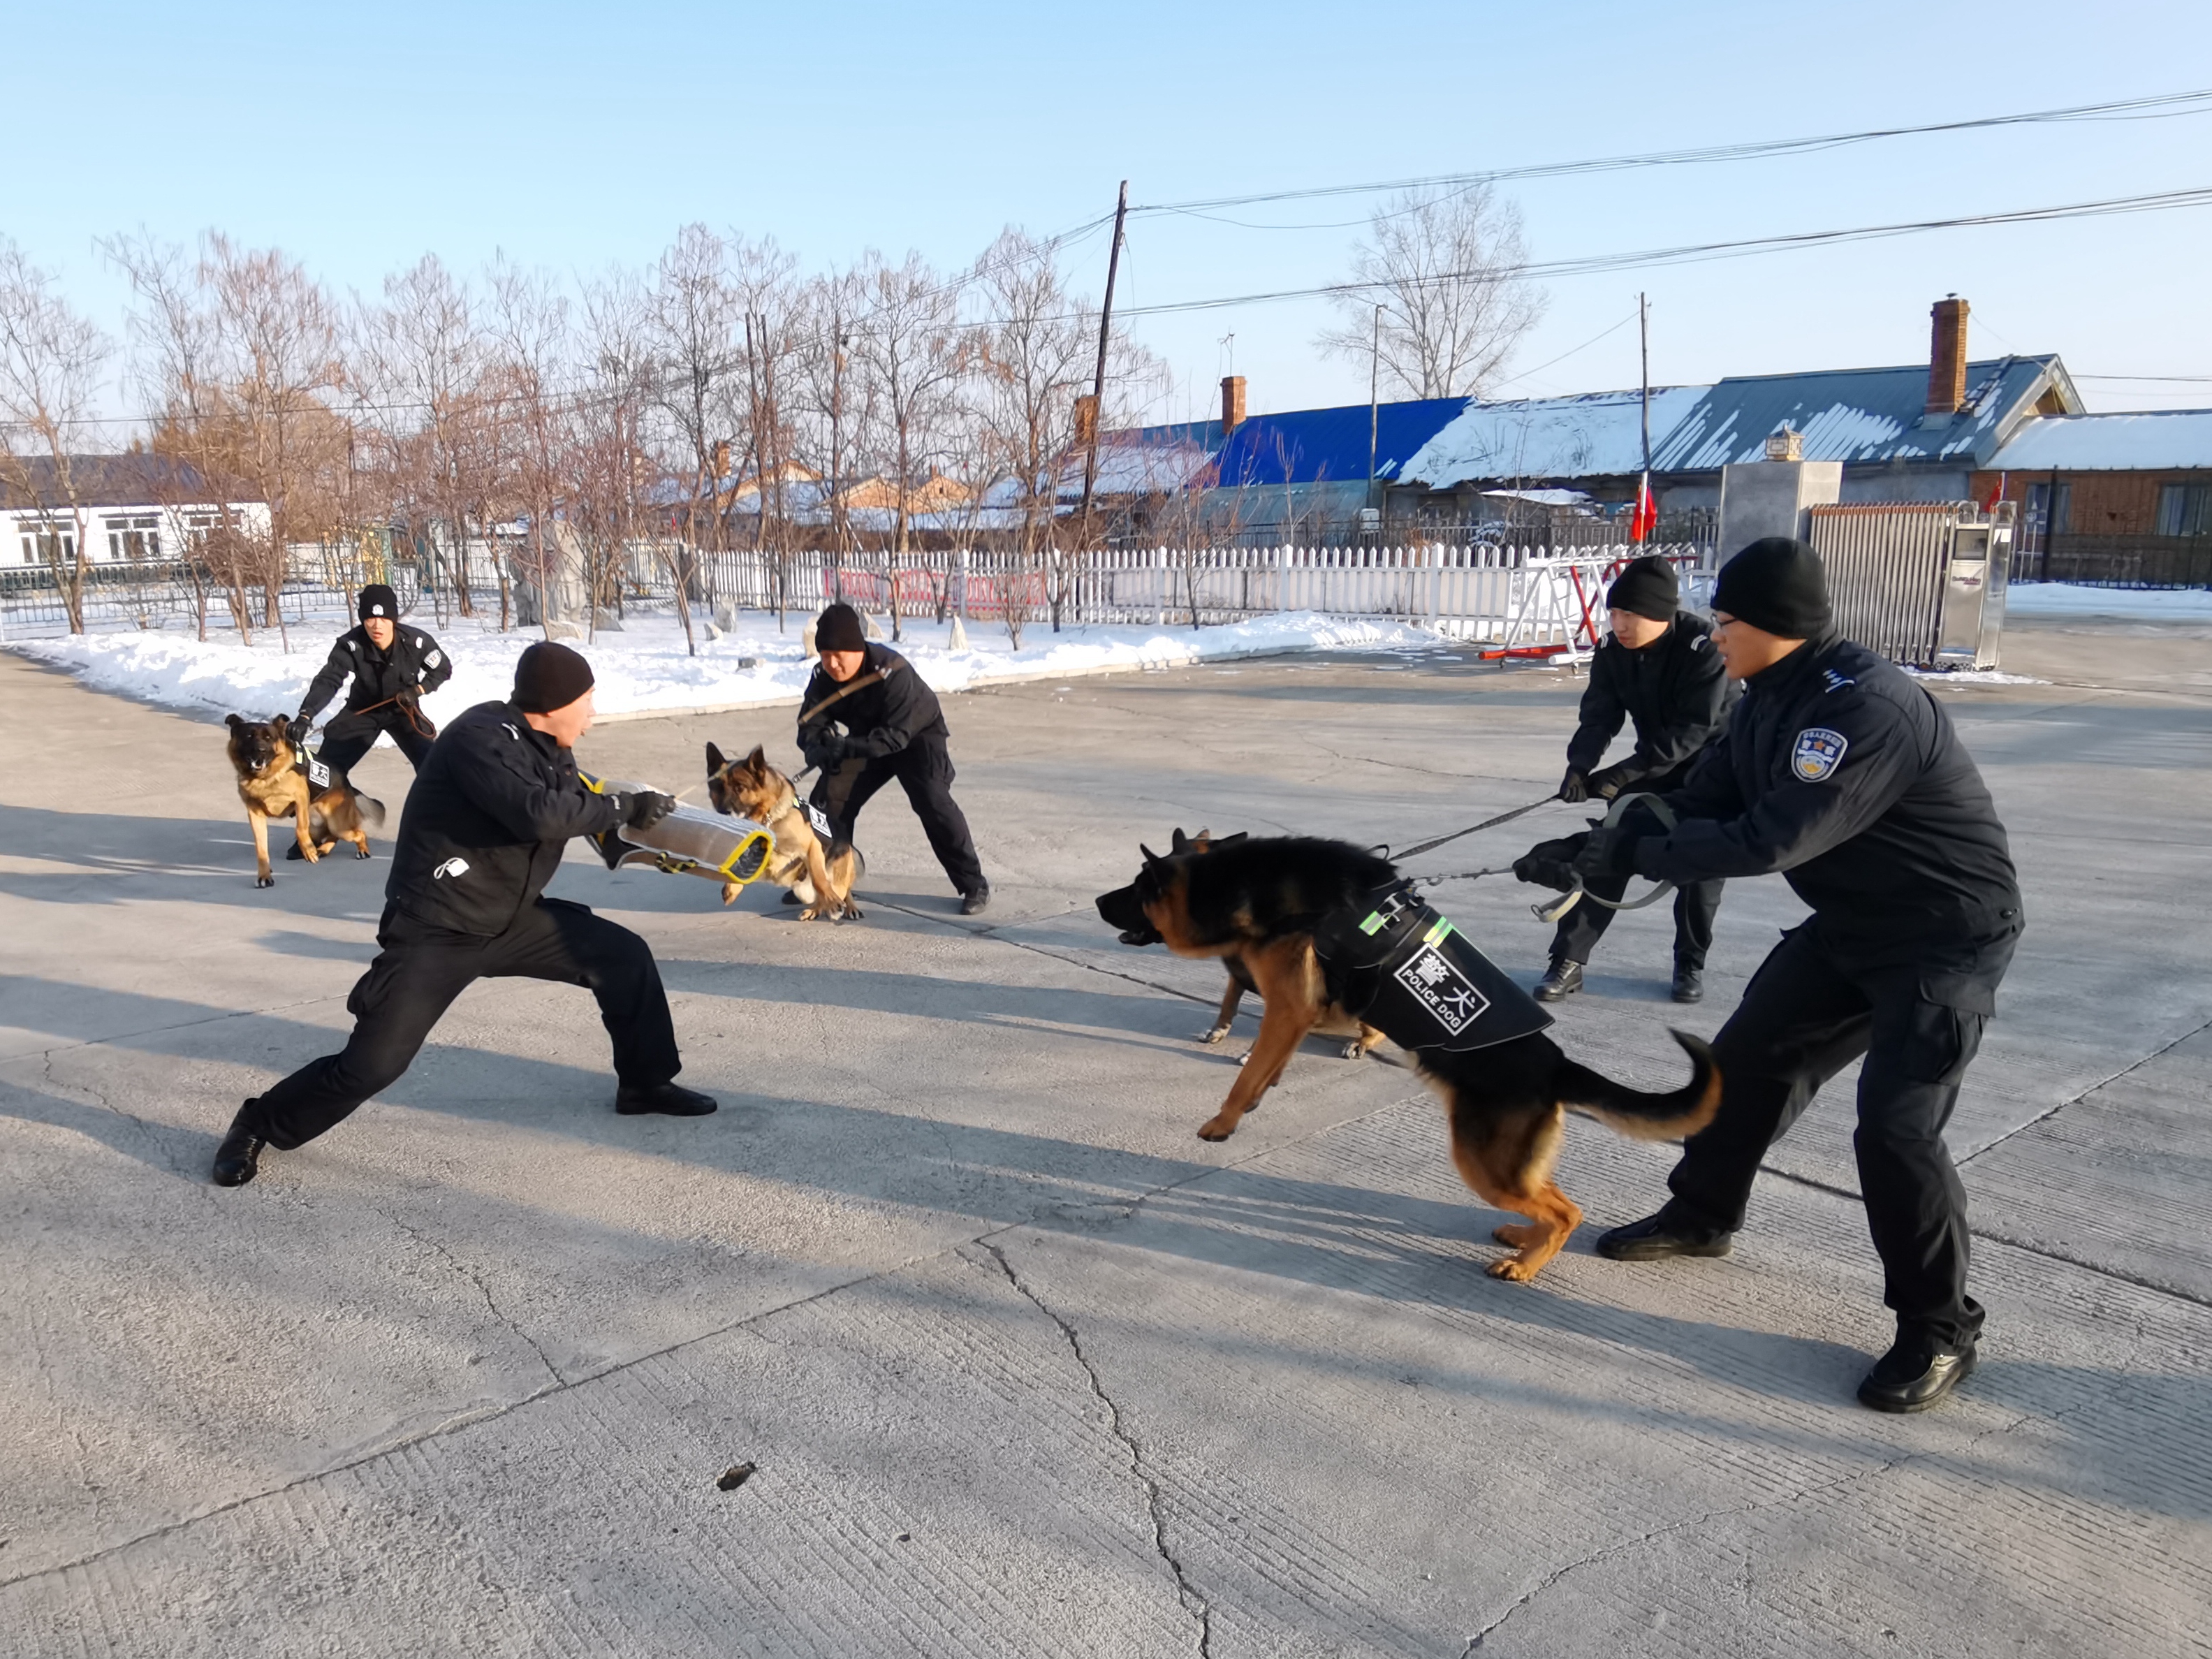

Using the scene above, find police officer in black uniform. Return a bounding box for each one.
[1572,539,2023,1412]
[212,641,713,1187]
[798,601,988,914]
[1538,555,1736,1005]
[295,583,453,779]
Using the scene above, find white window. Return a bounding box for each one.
[2156,484,2211,538]
[105,513,162,562]
[18,520,75,566]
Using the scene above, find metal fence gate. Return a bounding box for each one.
[1806,502,2014,668]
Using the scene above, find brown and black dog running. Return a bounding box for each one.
[1097,834,1719,1282]
[1168,828,1383,1062]
[704,742,864,920]
[224,713,384,889]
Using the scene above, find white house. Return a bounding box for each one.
[2,454,270,569]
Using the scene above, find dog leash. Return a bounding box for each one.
[798,658,906,727]
[1411,865,1517,888]
[1530,791,1680,924]
[1389,794,1557,862]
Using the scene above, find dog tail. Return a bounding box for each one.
[356,794,388,828]
[1555,1030,1720,1142]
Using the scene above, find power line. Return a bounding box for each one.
[1112,184,2212,320]
[1129,87,2212,223]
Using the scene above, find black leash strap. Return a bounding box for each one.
[1391,794,1556,863]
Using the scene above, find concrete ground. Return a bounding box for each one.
[1,611,2207,1658]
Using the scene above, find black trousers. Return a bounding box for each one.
[1661,921,2019,1348]
[1552,870,1724,970]
[245,898,681,1149]
[318,706,437,775]
[810,733,985,894]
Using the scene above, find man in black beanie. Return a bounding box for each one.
[210,640,710,1188]
[293,583,453,791]
[1569,537,2023,1413]
[1530,553,1734,1004]
[796,601,988,914]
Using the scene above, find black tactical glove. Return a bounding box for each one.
[621,789,678,831]
[1557,768,1590,804]
[1514,831,1588,893]
[291,710,314,736]
[1586,763,1639,802]
[1572,814,1652,884]
[801,729,849,770]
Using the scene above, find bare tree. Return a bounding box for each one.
[570,271,657,638]
[1317,185,1545,400]
[793,266,873,573]
[969,228,1093,646]
[488,258,573,637]
[646,226,744,652]
[0,238,112,634]
[112,233,355,648]
[353,254,494,623]
[732,235,802,627]
[852,250,966,640]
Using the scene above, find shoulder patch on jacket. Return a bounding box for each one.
[501,722,520,740]
[1791,727,1849,782]
[345,639,357,653]
[1821,668,1856,693]
[424,648,442,668]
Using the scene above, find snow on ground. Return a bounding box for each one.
[6,609,1451,733]
[1902,666,2046,687]
[2005,581,2212,622]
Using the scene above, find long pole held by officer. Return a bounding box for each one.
[212,641,712,1186]
[1537,538,2023,1413]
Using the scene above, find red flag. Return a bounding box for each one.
[1629,474,1657,543]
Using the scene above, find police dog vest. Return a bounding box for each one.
[1312,882,1554,1053]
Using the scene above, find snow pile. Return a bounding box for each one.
[1901,666,2046,687]
[8,609,1451,727]
[2005,583,2212,622]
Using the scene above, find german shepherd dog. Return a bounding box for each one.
[1097,835,1720,1282]
[1169,828,1384,1062]
[224,713,383,889]
[704,743,864,920]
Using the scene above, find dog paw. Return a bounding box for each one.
[798,907,823,921]
[255,874,274,889]
[1235,1051,1250,1068]
[1339,1040,1368,1060]
[1198,1027,1229,1045]
[719,884,739,906]
[842,905,865,921]
[1196,1115,1239,1141]
[353,845,373,859]
[1487,1257,1539,1282]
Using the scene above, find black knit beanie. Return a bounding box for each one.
[1713,537,1831,638]
[815,602,867,653]
[512,641,595,715]
[358,583,400,622]
[1605,555,1679,622]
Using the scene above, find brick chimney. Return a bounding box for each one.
[1926,295,1970,417]
[1221,374,1246,439]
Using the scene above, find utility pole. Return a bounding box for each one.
[1367,303,1382,508]
[1077,180,1129,543]
[1637,291,1653,543]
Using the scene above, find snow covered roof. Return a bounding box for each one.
[1986,409,2212,472]
[1649,356,2071,472]
[1400,387,1711,488]
[1211,397,1470,488]
[1057,433,1219,499]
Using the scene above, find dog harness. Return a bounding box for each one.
[1312,881,1554,1053]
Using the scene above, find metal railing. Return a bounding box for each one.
[3,538,1715,656]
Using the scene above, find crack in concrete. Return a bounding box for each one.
[1957,1009,2212,1168]
[381,1213,564,1388]
[979,1239,1212,1658]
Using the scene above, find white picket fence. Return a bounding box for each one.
[691,542,1715,655]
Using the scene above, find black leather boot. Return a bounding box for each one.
[212,1109,268,1187]
[1594,1208,1733,1261]
[960,882,991,916]
[1671,965,1704,1003]
[1857,1335,1978,1413]
[1534,958,1583,1002]
[615,1081,719,1116]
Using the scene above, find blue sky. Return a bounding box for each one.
[13,0,2212,423]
